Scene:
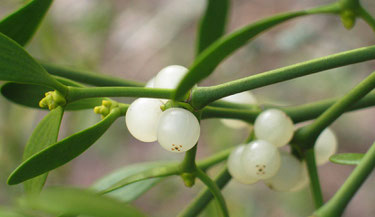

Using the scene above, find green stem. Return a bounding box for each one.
[66,86,173,102]
[314,142,375,217]
[279,91,375,122]
[191,45,375,109]
[202,106,259,123]
[305,148,324,208]
[194,168,229,217]
[181,145,198,173]
[294,72,375,148]
[201,91,375,123]
[99,163,180,194]
[358,6,375,32]
[42,63,144,87]
[180,145,198,187]
[178,167,231,217]
[197,148,234,170]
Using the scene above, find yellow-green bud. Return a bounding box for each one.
[39,91,66,110]
[341,10,356,30]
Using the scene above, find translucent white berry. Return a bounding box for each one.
[227,145,258,184]
[125,98,163,142]
[314,128,338,165]
[291,162,309,191]
[145,77,155,88]
[220,91,258,129]
[154,65,188,89]
[254,109,294,147]
[157,108,200,153]
[242,140,281,180]
[264,151,304,192]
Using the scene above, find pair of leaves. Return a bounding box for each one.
[8,108,122,185]
[0,0,53,46]
[18,187,145,217]
[330,153,364,165]
[174,10,307,100]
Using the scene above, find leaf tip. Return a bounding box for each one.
[7,170,20,185]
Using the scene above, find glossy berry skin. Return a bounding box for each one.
[145,77,155,88]
[254,109,294,147]
[227,145,258,184]
[157,108,200,153]
[291,162,309,191]
[220,91,257,129]
[154,65,188,89]
[314,128,338,165]
[125,98,163,142]
[265,151,304,192]
[242,140,281,180]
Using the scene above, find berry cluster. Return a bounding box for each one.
[227,106,338,192]
[125,65,200,153]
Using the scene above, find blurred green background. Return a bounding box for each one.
[0,0,375,216]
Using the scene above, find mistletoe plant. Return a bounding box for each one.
[0,0,375,216]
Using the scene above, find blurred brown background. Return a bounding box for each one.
[0,0,375,216]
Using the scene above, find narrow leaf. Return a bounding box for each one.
[174,11,307,100]
[0,0,53,46]
[1,82,104,110]
[99,162,179,195]
[18,187,145,217]
[23,106,64,193]
[92,161,172,202]
[196,0,229,55]
[0,207,30,217]
[8,109,121,185]
[0,33,67,93]
[42,63,144,87]
[329,153,364,165]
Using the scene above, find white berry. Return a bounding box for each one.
[254,109,294,147]
[157,108,200,153]
[125,98,163,142]
[241,140,281,180]
[154,65,188,89]
[145,77,155,88]
[314,128,338,165]
[291,162,309,191]
[220,91,258,129]
[227,145,258,184]
[264,151,304,191]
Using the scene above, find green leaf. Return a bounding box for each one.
[1,82,104,110]
[329,153,364,165]
[92,161,171,202]
[0,0,53,46]
[23,106,64,194]
[174,10,307,100]
[0,33,67,93]
[99,162,179,195]
[0,207,30,217]
[7,109,121,185]
[196,0,229,55]
[18,187,145,217]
